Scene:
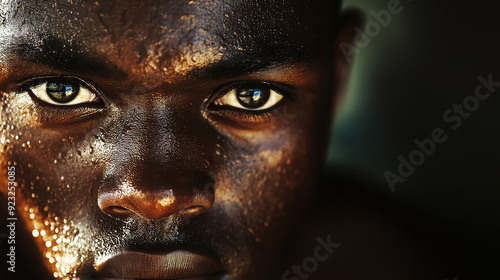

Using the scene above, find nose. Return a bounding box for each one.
[97,100,216,221]
[98,171,215,221]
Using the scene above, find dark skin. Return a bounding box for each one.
[0,0,363,279]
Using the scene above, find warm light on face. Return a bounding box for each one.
[0,1,338,279]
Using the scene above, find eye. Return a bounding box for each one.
[27,79,100,106]
[213,85,284,111]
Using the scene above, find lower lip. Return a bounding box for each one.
[93,251,225,280]
[93,273,224,280]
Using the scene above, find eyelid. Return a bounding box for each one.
[14,76,106,125]
[32,83,95,105]
[18,76,105,105]
[214,88,284,111]
[204,80,298,126]
[209,80,297,105]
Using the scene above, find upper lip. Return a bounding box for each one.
[95,250,224,279]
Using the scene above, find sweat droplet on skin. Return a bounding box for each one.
[20,203,91,279]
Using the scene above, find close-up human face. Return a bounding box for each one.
[0,1,342,279]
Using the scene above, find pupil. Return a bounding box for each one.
[236,88,271,109]
[46,82,80,103]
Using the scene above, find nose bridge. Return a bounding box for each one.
[98,101,215,221]
[130,104,172,161]
[114,100,185,167]
[113,100,211,180]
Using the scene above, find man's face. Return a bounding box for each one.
[0,1,337,279]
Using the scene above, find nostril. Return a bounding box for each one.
[97,175,215,221]
[104,205,134,218]
[178,205,209,219]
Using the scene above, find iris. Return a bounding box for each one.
[236,87,271,109]
[46,82,80,103]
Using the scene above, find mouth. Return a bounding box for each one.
[90,250,225,280]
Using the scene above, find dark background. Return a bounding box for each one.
[328,0,500,278]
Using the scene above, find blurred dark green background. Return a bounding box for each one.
[328,0,500,277]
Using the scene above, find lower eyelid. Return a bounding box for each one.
[34,105,105,124]
[214,110,274,124]
[208,100,288,125]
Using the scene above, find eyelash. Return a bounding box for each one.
[17,76,105,124]
[214,104,286,123]
[27,95,105,124]
[19,76,103,100]
[208,81,296,123]
[16,77,296,125]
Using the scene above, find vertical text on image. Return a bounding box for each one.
[6,163,17,273]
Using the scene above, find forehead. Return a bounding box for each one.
[0,0,328,82]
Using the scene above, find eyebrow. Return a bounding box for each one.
[9,36,127,79]
[8,36,311,82]
[186,45,312,81]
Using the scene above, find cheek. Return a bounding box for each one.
[1,96,105,278]
[0,81,330,279]
[0,133,107,279]
[206,84,329,276]
[212,130,321,277]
